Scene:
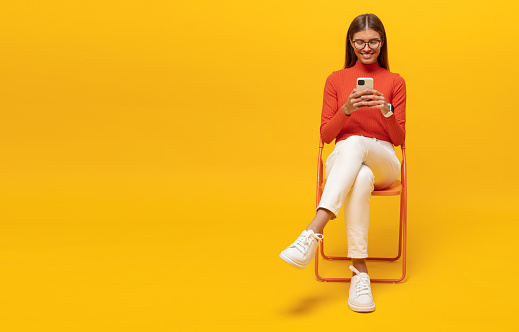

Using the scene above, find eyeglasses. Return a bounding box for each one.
[352,39,382,50]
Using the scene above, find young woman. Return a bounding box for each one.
[279,13,406,313]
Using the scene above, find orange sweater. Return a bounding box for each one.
[320,61,406,146]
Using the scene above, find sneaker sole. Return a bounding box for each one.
[279,251,309,270]
[348,299,375,313]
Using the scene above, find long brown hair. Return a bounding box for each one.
[344,14,389,70]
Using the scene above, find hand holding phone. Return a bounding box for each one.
[341,78,377,116]
[355,77,391,116]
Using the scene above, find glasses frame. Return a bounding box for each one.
[351,39,382,50]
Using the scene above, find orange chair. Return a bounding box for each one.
[314,139,407,283]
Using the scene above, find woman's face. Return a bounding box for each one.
[350,29,383,65]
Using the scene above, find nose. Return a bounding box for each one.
[362,43,370,51]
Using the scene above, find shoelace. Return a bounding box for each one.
[293,231,324,254]
[349,265,371,297]
[354,275,371,297]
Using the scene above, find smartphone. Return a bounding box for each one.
[356,77,374,92]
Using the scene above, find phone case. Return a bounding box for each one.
[356,77,373,91]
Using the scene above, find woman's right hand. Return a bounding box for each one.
[341,89,375,116]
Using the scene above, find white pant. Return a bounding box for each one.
[317,135,401,258]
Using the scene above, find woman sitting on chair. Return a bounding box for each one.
[279,13,406,313]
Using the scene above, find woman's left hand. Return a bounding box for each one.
[362,89,391,115]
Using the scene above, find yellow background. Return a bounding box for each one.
[1,0,518,330]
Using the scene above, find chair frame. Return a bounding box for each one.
[314,139,407,283]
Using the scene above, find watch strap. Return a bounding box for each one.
[384,104,394,118]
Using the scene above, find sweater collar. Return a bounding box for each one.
[353,61,381,73]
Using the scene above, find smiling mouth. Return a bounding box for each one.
[361,53,374,58]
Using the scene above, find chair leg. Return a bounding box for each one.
[315,236,406,283]
[314,194,407,283]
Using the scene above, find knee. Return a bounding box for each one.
[354,166,374,192]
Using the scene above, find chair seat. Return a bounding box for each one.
[322,179,402,196]
[372,180,402,196]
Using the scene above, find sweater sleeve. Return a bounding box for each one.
[385,74,406,146]
[320,73,349,144]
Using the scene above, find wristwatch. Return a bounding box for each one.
[384,104,394,118]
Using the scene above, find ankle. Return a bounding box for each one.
[305,209,332,234]
[305,226,323,234]
[351,259,368,274]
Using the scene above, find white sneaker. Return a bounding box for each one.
[279,230,323,269]
[348,265,375,312]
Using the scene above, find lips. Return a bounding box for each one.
[361,53,374,59]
